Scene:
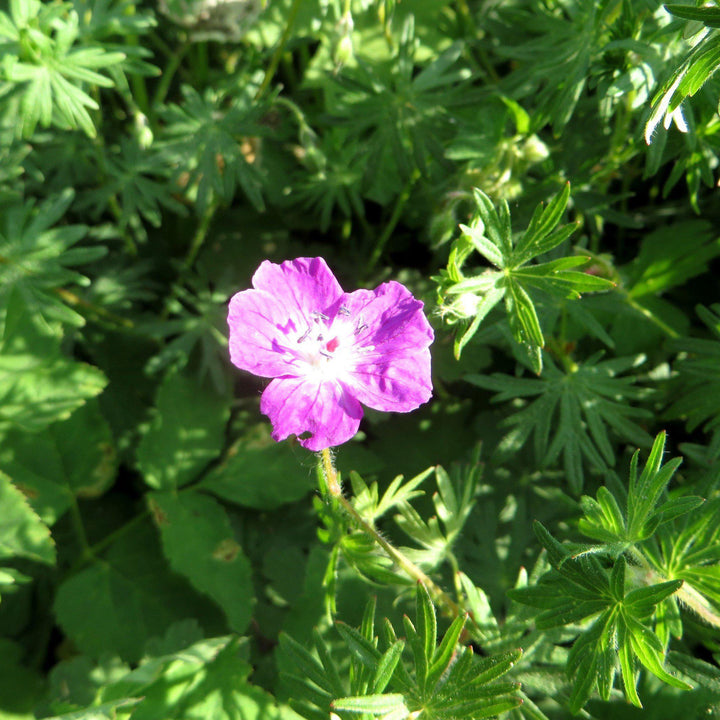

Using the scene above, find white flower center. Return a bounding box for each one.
[288,307,367,379]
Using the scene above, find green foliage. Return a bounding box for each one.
[46,633,300,720]
[0,0,125,137]
[1,1,720,719]
[281,586,522,720]
[645,6,720,145]
[327,15,471,199]
[437,183,614,370]
[0,470,55,566]
[159,84,267,214]
[0,294,107,433]
[148,490,254,632]
[0,400,116,524]
[509,433,720,710]
[467,353,652,492]
[136,370,230,490]
[510,526,689,711]
[668,304,720,434]
[0,190,105,328]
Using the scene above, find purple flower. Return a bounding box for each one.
[227,257,434,451]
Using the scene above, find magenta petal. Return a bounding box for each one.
[227,288,299,378]
[260,376,363,451]
[252,257,344,319]
[341,281,434,412]
[350,348,433,412]
[337,281,434,354]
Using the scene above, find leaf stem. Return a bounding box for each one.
[89,511,147,558]
[319,448,462,618]
[183,195,220,270]
[623,293,680,339]
[366,168,420,273]
[255,0,304,100]
[68,497,93,563]
[152,39,191,111]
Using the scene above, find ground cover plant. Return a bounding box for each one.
[2,0,720,718]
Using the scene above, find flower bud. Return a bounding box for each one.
[134,112,154,149]
[522,135,549,163]
[334,33,354,67]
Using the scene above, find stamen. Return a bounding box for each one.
[338,305,351,316]
[297,327,311,343]
[310,311,329,321]
[355,322,368,335]
[319,350,333,358]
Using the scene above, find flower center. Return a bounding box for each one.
[288,307,362,377]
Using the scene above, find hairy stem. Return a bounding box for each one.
[319,448,462,618]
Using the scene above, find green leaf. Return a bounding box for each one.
[0,400,117,525]
[668,304,720,433]
[0,470,55,565]
[439,183,612,367]
[0,1,124,137]
[627,432,683,539]
[136,370,230,490]
[668,651,720,695]
[415,583,437,676]
[159,85,267,214]
[198,422,316,509]
[665,4,720,28]
[468,355,652,492]
[372,641,405,694]
[43,699,140,720]
[0,190,102,329]
[54,521,222,662]
[148,490,254,633]
[331,693,407,714]
[0,293,107,433]
[101,635,302,720]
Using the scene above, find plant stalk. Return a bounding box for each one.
[319,448,462,618]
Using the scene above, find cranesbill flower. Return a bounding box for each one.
[227,257,434,451]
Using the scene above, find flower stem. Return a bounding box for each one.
[183,195,220,270]
[366,168,420,273]
[319,448,462,618]
[255,0,303,101]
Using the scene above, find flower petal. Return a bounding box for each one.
[260,376,363,451]
[253,257,344,321]
[227,288,301,378]
[338,281,434,412]
[349,348,433,412]
[334,281,434,355]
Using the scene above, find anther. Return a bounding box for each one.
[310,311,329,321]
[355,322,368,335]
[338,305,351,316]
[297,327,311,343]
[319,350,333,358]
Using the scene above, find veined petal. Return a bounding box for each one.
[252,257,344,322]
[349,348,433,412]
[260,376,363,451]
[227,288,301,378]
[335,281,434,356]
